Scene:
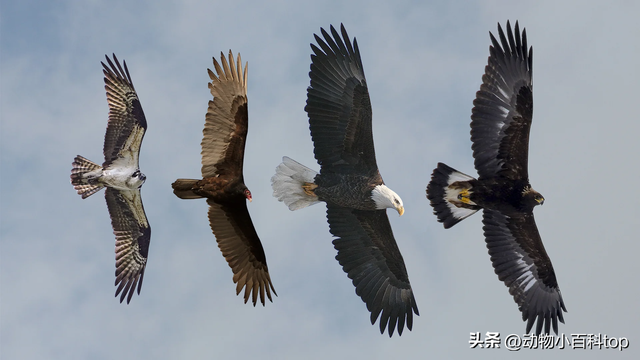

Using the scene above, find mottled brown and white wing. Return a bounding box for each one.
[207,199,276,306]
[201,51,248,179]
[101,54,147,169]
[104,187,150,304]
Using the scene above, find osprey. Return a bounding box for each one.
[172,51,276,306]
[70,54,150,304]
[272,24,418,336]
[426,21,566,334]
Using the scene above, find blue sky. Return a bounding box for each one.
[1,0,639,359]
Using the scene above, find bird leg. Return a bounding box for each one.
[302,182,318,196]
[457,189,473,205]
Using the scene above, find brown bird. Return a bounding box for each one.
[172,51,276,306]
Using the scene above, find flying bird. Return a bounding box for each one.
[271,24,418,336]
[70,54,150,304]
[426,21,566,335]
[171,51,276,306]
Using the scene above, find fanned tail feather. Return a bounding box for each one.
[71,155,104,199]
[426,162,480,228]
[171,179,204,199]
[271,156,320,210]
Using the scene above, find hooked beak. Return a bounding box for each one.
[537,197,545,205]
[397,206,404,216]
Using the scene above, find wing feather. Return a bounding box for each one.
[201,51,248,178]
[206,198,276,306]
[471,21,533,180]
[104,187,150,304]
[482,209,566,334]
[101,54,147,168]
[305,24,378,176]
[326,204,418,336]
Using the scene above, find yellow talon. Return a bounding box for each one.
[458,189,472,205]
[302,182,318,196]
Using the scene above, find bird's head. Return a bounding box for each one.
[244,188,252,202]
[523,187,544,209]
[128,170,146,188]
[371,184,404,216]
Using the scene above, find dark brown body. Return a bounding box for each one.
[466,178,542,214]
[313,173,381,210]
[173,176,248,202]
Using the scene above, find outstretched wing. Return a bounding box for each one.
[482,209,566,334]
[207,199,276,306]
[104,187,150,304]
[101,54,147,168]
[326,204,419,337]
[305,24,379,177]
[471,21,533,180]
[201,51,248,179]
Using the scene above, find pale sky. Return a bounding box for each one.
[1,0,639,359]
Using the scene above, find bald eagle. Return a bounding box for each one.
[426,21,566,334]
[70,54,150,304]
[172,51,276,306]
[272,24,418,336]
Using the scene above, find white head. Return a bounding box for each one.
[371,184,404,216]
[126,169,147,189]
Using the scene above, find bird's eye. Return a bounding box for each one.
[132,172,138,178]
[394,199,400,205]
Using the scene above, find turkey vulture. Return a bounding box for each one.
[426,21,566,334]
[70,54,150,304]
[172,51,276,306]
[271,24,418,336]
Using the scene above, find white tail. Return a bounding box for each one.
[271,156,321,210]
[426,162,479,228]
[70,155,104,199]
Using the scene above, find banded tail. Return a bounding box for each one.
[426,162,480,228]
[271,156,321,210]
[71,155,104,199]
[171,179,204,199]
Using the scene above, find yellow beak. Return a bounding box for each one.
[397,206,404,216]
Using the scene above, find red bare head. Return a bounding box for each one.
[244,188,252,202]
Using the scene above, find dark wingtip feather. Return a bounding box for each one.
[525,312,535,334]
[535,314,544,335]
